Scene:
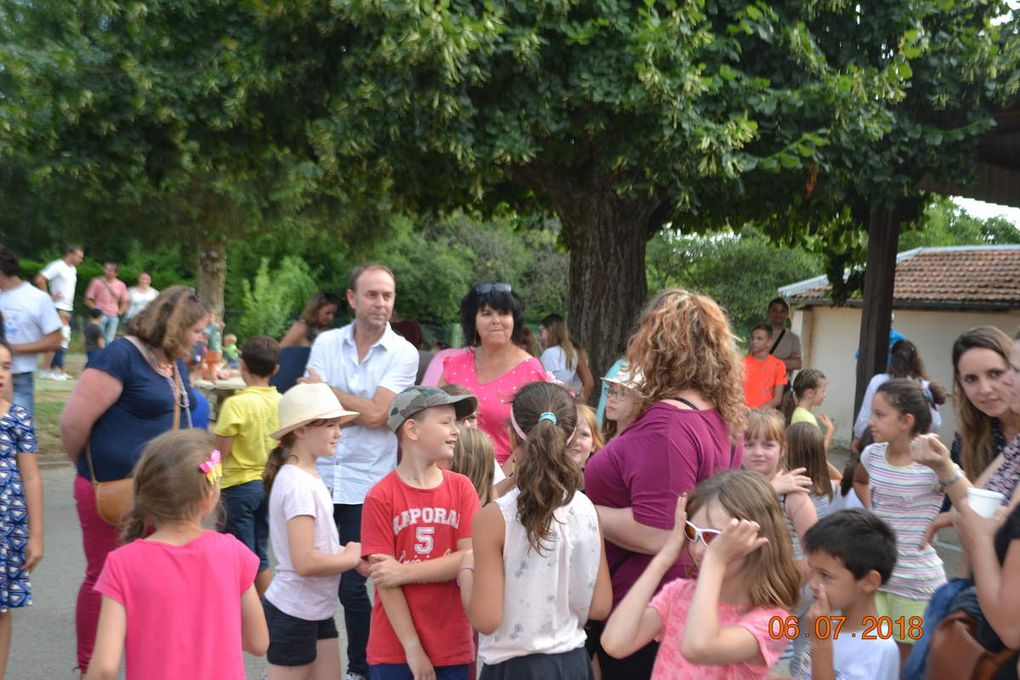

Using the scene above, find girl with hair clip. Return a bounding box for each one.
[601,470,800,679]
[779,369,836,450]
[86,430,269,680]
[540,314,595,400]
[459,382,613,679]
[854,379,948,661]
[262,383,364,680]
[852,339,946,453]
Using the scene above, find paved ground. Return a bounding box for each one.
[12,447,960,678]
[9,463,349,679]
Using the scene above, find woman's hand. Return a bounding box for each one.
[952,498,1006,552]
[771,467,812,495]
[909,434,952,471]
[706,519,768,564]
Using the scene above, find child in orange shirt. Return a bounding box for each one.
[744,324,787,409]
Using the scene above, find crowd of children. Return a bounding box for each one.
[7,293,1020,680]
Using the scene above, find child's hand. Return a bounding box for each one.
[819,414,835,435]
[341,541,363,571]
[405,641,436,680]
[806,582,831,627]
[370,555,410,588]
[661,495,688,561]
[25,535,43,571]
[705,519,768,564]
[771,467,812,495]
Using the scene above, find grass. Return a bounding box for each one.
[33,353,85,462]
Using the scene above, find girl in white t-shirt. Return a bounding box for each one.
[539,314,594,400]
[459,382,612,678]
[263,383,363,680]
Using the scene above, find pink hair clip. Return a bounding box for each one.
[200,450,222,485]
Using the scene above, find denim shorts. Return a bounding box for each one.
[263,598,338,667]
[221,480,270,571]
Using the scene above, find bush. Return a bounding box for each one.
[233,256,317,341]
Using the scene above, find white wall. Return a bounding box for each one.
[793,307,1020,447]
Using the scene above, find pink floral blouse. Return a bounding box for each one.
[441,348,551,464]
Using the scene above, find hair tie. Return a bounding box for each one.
[200,450,222,485]
[539,411,558,424]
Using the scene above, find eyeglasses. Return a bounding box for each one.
[684,520,722,547]
[472,282,512,295]
[605,385,630,399]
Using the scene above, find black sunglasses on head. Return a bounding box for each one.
[473,282,512,295]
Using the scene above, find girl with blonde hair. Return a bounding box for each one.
[584,289,745,678]
[601,470,799,678]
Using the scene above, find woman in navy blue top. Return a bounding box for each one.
[60,285,208,673]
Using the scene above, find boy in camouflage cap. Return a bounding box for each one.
[360,386,482,677]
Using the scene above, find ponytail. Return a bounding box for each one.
[263,436,296,495]
[121,504,147,544]
[510,382,580,554]
[779,390,798,424]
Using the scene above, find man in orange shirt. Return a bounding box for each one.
[743,324,787,409]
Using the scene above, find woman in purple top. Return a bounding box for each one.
[584,289,745,679]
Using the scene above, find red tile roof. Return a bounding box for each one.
[786,247,1020,309]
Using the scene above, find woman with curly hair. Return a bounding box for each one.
[583,289,745,679]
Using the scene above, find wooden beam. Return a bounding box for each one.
[854,207,901,418]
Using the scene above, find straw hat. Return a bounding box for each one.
[271,382,359,440]
[602,362,644,390]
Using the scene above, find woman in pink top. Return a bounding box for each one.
[584,289,746,680]
[440,282,550,464]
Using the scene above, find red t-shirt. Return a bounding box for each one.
[743,354,788,408]
[361,469,481,666]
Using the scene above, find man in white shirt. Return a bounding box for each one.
[304,263,418,680]
[35,244,84,380]
[1,247,63,415]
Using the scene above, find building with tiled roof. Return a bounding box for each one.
[776,246,1020,448]
[782,246,1020,310]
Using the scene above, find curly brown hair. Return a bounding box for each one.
[509,382,581,554]
[125,285,208,359]
[625,289,745,440]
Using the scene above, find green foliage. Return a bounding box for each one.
[646,228,821,334]
[899,197,1020,249]
[234,257,317,341]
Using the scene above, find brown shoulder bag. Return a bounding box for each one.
[926,610,1018,680]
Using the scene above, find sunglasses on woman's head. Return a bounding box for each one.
[473,282,512,295]
[684,520,721,546]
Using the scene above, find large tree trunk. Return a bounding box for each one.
[853,206,901,417]
[196,230,227,319]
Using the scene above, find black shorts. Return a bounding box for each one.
[263,598,339,667]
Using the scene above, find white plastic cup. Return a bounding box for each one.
[967,488,1005,518]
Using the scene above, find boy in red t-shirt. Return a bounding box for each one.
[743,324,788,409]
[361,387,482,680]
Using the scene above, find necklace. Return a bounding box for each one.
[143,343,174,373]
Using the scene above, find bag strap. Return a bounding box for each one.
[84,442,100,485]
[769,328,786,354]
[171,362,182,430]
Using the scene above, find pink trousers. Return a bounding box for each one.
[73,474,121,673]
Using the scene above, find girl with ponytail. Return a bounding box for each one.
[459,381,612,679]
[87,430,268,679]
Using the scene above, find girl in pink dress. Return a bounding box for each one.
[86,431,268,680]
[440,282,551,464]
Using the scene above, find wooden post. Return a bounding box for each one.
[853,206,901,418]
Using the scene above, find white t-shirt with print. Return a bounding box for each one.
[39,259,77,312]
[795,634,900,680]
[265,464,343,621]
[0,281,63,374]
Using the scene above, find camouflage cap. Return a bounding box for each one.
[388,386,479,433]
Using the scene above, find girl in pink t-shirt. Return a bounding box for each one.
[86,430,268,680]
[601,470,801,679]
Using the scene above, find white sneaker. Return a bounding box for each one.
[39,371,54,380]
[53,372,70,381]
[344,674,367,680]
